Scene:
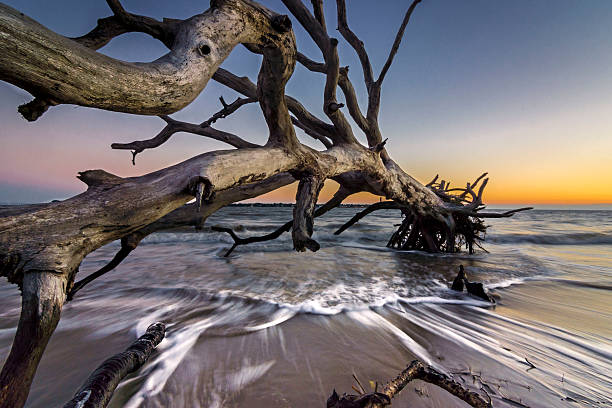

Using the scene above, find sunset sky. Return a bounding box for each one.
[1,0,611,206]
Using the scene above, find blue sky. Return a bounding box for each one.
[1,0,611,204]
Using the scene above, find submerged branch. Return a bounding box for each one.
[213,187,353,256]
[334,201,404,235]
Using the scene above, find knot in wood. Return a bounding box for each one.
[327,102,344,113]
[197,43,211,56]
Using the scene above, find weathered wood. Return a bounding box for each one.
[0,0,292,117]
[451,265,466,292]
[111,111,259,165]
[292,174,325,251]
[327,360,491,408]
[334,201,404,235]
[450,265,492,302]
[67,172,296,300]
[63,322,166,408]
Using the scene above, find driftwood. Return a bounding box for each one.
[450,265,492,302]
[63,322,166,408]
[327,360,491,408]
[451,265,467,292]
[0,0,531,406]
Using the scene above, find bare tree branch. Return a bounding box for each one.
[295,54,369,135]
[203,96,258,127]
[0,1,290,119]
[471,207,533,218]
[104,0,177,47]
[292,116,333,148]
[310,0,326,32]
[213,68,337,143]
[323,39,358,144]
[334,201,403,235]
[282,0,358,145]
[335,0,374,90]
[296,52,326,72]
[19,4,180,121]
[377,0,422,85]
[111,98,259,163]
[281,0,330,56]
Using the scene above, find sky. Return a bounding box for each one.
[1,0,611,206]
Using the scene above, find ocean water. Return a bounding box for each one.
[0,207,610,407]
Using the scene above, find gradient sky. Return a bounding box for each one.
[1,0,611,205]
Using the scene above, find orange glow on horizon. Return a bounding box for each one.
[246,176,612,206]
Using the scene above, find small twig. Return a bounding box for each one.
[524,357,537,371]
[377,0,422,85]
[352,373,366,394]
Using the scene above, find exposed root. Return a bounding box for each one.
[336,174,532,254]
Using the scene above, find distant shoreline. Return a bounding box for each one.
[228,202,369,208]
[1,202,610,210]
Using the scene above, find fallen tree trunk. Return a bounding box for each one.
[67,173,296,301]
[63,322,166,408]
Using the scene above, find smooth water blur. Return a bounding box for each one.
[0,208,610,407]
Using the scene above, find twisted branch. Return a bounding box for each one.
[335,0,374,90]
[111,97,258,163]
[328,360,491,408]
